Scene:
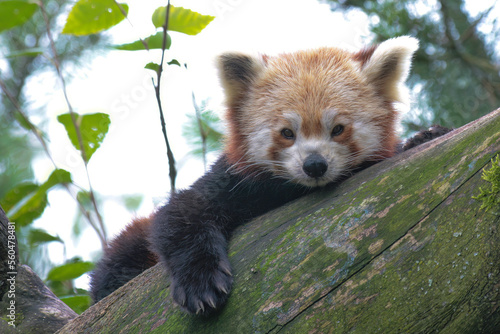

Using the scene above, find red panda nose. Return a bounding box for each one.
[303,154,328,178]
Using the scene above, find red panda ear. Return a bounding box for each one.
[217,53,267,108]
[357,36,419,105]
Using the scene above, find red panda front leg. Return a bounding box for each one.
[149,156,308,315]
[151,208,233,314]
[149,157,239,314]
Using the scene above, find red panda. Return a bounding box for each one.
[90,36,449,315]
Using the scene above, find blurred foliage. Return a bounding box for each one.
[0,0,106,113]
[0,118,36,200]
[328,0,500,133]
[0,0,215,315]
[0,0,106,199]
[4,169,71,227]
[121,194,144,212]
[0,0,107,313]
[45,257,94,314]
[182,99,224,168]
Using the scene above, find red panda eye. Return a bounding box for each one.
[281,128,295,140]
[331,124,344,137]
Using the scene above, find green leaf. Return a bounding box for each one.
[28,229,63,245]
[62,0,128,36]
[8,191,48,226]
[76,190,92,209]
[13,111,33,130]
[46,260,94,281]
[39,169,72,193]
[1,182,38,213]
[145,62,160,72]
[57,112,111,163]
[60,294,92,314]
[112,31,171,51]
[0,0,38,33]
[152,5,214,35]
[72,211,87,238]
[122,194,143,211]
[6,169,72,226]
[6,48,44,58]
[144,59,180,71]
[167,59,181,67]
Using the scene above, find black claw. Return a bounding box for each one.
[207,296,216,309]
[196,300,205,315]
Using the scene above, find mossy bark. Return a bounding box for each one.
[1,207,77,333]
[58,109,500,334]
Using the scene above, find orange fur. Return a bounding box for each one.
[106,216,158,266]
[218,36,418,186]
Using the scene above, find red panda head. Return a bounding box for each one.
[217,36,418,187]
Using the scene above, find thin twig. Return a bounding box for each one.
[153,0,177,192]
[459,6,494,44]
[115,0,177,190]
[39,1,107,248]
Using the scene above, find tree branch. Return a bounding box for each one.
[57,109,500,334]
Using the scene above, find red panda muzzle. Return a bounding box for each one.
[302,153,328,178]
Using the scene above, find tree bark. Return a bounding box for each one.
[59,109,500,333]
[0,207,78,333]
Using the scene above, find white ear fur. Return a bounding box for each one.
[361,36,419,105]
[217,52,267,108]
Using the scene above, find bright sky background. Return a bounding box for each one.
[23,0,498,286]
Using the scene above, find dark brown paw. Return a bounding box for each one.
[171,259,233,315]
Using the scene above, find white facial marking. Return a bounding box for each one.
[351,121,382,163]
[246,108,384,187]
[321,108,337,132]
[247,126,273,170]
[271,109,352,187]
[282,111,302,132]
